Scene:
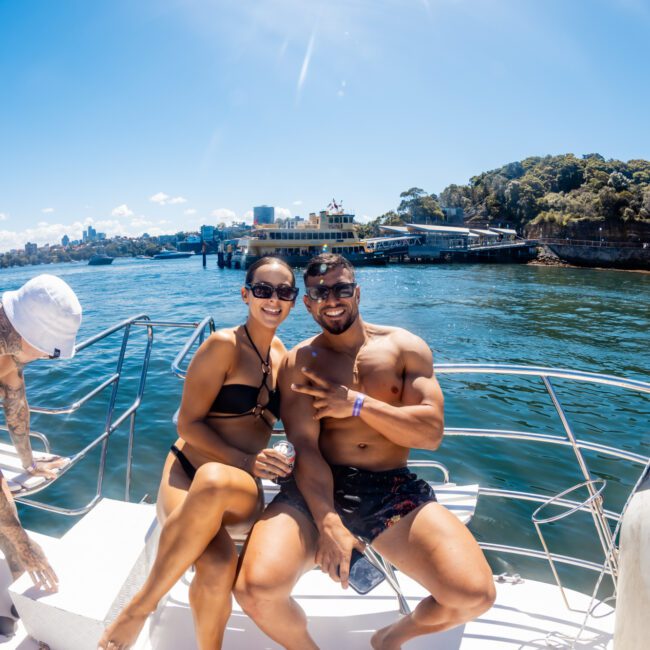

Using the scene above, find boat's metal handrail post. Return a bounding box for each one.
[478,486,621,522]
[434,363,649,613]
[29,374,120,415]
[443,427,647,464]
[531,479,608,610]
[0,428,53,454]
[575,459,650,645]
[125,318,154,502]
[405,459,450,484]
[95,321,133,501]
[171,316,215,380]
[14,317,213,515]
[363,545,411,615]
[541,375,619,585]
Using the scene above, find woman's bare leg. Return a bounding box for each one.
[190,529,238,649]
[98,459,259,650]
[234,503,319,650]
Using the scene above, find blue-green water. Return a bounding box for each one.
[2,258,649,594]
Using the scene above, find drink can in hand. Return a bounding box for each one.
[273,440,296,469]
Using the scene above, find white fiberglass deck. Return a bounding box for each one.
[154,570,614,650]
[0,492,614,650]
[0,569,614,649]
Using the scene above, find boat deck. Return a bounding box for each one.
[0,570,613,649]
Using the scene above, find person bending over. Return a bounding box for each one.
[235,254,495,650]
[99,257,297,650]
[0,274,82,630]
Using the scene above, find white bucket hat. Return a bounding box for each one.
[2,274,82,359]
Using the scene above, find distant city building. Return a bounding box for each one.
[83,225,97,243]
[200,225,215,241]
[98,232,106,240]
[253,205,275,225]
[24,242,38,255]
[156,235,177,245]
[61,234,70,247]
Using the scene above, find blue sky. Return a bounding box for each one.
[1,0,649,251]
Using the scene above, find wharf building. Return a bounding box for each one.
[374,224,536,263]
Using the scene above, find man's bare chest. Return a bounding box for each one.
[308,344,404,404]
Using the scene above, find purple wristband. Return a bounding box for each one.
[352,393,366,417]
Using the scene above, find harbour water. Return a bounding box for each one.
[3,257,649,594]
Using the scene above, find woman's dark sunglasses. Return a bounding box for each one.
[305,282,357,301]
[246,282,299,301]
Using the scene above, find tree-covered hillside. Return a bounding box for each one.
[365,154,650,241]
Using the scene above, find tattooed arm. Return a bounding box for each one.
[0,363,68,479]
[0,473,58,590]
[0,366,33,469]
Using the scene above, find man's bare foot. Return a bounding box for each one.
[97,607,149,649]
[371,624,402,650]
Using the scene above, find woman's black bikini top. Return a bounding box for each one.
[207,325,280,426]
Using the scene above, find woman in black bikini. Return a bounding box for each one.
[99,257,298,650]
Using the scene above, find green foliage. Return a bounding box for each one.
[373,154,650,240]
[432,153,650,238]
[397,189,444,223]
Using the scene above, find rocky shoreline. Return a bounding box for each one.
[527,245,574,268]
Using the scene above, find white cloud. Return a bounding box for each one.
[37,221,49,227]
[111,204,134,218]
[184,208,197,216]
[242,210,254,224]
[211,208,237,223]
[356,214,373,224]
[150,192,170,205]
[275,207,291,220]
[41,207,55,214]
[150,192,187,206]
[0,215,178,253]
[0,213,8,221]
[292,200,303,206]
[130,217,153,228]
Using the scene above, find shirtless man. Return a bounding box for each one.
[0,274,82,595]
[235,253,495,649]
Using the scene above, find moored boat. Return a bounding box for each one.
[233,208,388,269]
[152,251,194,260]
[88,254,114,266]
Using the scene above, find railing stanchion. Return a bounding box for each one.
[541,375,619,583]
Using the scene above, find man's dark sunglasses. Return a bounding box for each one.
[246,282,299,301]
[305,282,357,301]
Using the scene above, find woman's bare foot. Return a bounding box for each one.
[371,623,402,650]
[97,606,150,649]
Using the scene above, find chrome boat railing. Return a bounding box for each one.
[13,318,648,634]
[9,316,215,516]
[436,363,649,595]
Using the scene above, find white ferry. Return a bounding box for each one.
[1,316,648,649]
[232,208,388,269]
